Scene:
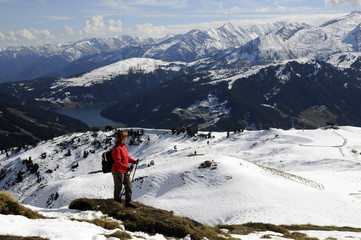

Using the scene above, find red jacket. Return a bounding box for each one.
[111,143,136,173]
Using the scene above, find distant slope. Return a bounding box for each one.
[0,58,190,109]
[101,59,361,130]
[3,57,361,131]
[101,72,230,130]
[0,93,89,149]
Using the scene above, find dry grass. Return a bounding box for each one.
[219,223,361,240]
[0,192,47,240]
[71,217,122,230]
[69,198,232,240]
[0,236,47,240]
[68,199,361,240]
[0,191,44,219]
[218,223,319,240]
[218,222,289,236]
[103,231,132,240]
[283,224,361,232]
[284,232,319,240]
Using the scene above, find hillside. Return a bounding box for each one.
[1,127,361,226]
[3,57,361,131]
[4,191,361,240]
[0,93,89,149]
[101,59,361,130]
[1,126,361,238]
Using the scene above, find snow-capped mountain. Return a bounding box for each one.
[53,58,188,88]
[0,36,157,83]
[1,126,361,233]
[1,12,361,83]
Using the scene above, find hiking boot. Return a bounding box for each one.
[125,202,138,208]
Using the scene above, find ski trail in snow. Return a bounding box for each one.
[350,191,361,200]
[334,131,347,156]
[299,131,347,156]
[248,159,325,190]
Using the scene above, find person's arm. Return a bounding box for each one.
[129,156,139,164]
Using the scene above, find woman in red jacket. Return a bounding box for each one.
[111,130,139,208]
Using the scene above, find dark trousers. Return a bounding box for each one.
[112,171,132,204]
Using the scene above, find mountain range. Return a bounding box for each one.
[1,11,360,84]
[1,12,361,136]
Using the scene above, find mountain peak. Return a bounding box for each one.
[350,10,361,15]
[217,22,242,34]
[321,11,361,27]
[221,21,237,28]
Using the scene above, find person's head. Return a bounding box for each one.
[115,130,128,143]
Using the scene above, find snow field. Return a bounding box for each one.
[1,126,361,239]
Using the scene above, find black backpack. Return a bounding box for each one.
[101,146,120,173]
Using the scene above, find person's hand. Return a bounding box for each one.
[135,159,140,165]
[128,168,133,173]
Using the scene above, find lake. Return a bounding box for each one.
[57,107,123,127]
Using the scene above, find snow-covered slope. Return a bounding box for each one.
[1,127,361,229]
[232,11,361,65]
[0,36,155,82]
[327,52,361,69]
[52,58,187,88]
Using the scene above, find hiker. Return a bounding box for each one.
[112,130,139,208]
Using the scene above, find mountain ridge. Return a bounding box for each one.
[1,12,360,83]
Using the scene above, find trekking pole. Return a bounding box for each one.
[120,163,136,197]
[132,162,138,182]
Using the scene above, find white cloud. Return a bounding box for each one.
[226,6,244,14]
[0,28,56,47]
[129,23,169,38]
[65,25,75,36]
[19,29,37,40]
[325,0,361,6]
[106,19,123,32]
[46,16,73,21]
[274,1,286,12]
[256,7,272,13]
[104,0,188,9]
[2,28,55,41]
[80,15,122,36]
[226,1,286,15]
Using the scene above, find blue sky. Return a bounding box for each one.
[0,0,360,48]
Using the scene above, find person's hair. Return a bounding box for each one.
[116,130,128,140]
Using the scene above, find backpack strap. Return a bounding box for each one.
[113,145,123,162]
